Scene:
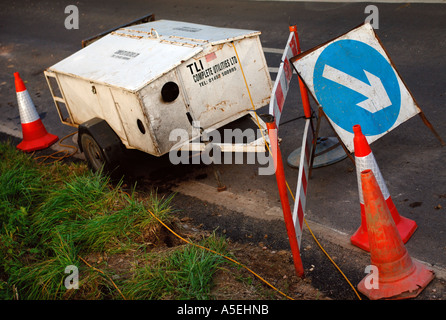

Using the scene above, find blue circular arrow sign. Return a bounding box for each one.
[313,39,401,136]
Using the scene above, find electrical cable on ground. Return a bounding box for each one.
[78,255,127,300]
[232,41,362,300]
[285,181,362,300]
[118,188,296,300]
[33,131,78,164]
[145,207,295,300]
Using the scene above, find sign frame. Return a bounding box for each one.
[290,22,444,152]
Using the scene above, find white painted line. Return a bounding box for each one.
[264,48,297,74]
[264,48,281,73]
[263,47,285,54]
[268,66,297,74]
[0,122,22,138]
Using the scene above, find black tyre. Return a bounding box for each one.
[78,118,125,176]
[80,132,108,172]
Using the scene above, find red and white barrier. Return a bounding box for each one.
[14,72,58,152]
[292,118,314,248]
[269,26,315,249]
[268,31,299,129]
[265,26,316,278]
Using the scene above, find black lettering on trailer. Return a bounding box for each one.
[190,55,239,87]
[111,50,140,60]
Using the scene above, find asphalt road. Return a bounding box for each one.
[1,0,446,299]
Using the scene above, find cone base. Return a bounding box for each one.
[350,226,369,251]
[351,214,418,252]
[17,120,59,152]
[17,132,59,152]
[357,260,435,300]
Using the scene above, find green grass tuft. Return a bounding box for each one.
[0,141,228,300]
[122,234,228,300]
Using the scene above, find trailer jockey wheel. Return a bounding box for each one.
[80,133,107,172]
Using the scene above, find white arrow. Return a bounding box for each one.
[322,64,392,113]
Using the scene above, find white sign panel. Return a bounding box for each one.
[291,23,421,152]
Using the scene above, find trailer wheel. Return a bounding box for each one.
[80,133,108,172]
[78,118,125,176]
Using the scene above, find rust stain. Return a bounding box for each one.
[205,100,229,112]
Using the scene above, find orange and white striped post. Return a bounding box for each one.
[14,72,58,152]
[289,25,312,120]
[264,115,305,278]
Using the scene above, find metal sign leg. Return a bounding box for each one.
[287,107,350,171]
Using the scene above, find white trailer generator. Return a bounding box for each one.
[44,19,272,172]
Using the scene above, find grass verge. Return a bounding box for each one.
[0,141,228,300]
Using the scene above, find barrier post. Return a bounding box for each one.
[261,114,305,278]
[289,25,312,120]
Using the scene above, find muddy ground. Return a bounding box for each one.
[2,132,445,301]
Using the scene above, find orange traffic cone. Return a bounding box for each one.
[14,72,58,152]
[357,169,434,300]
[351,124,417,251]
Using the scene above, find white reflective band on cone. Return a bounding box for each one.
[355,152,390,204]
[17,90,40,124]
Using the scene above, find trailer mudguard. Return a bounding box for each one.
[78,117,125,168]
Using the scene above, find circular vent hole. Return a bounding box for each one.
[161,81,180,103]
